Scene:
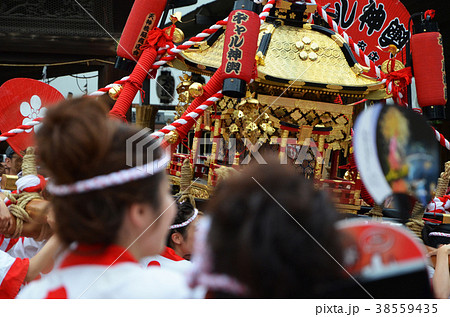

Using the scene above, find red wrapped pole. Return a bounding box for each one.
[170,0,260,141]
[110,48,158,121]
[110,27,174,121]
[155,0,262,148]
[110,0,168,121]
[176,71,223,139]
[220,0,260,98]
[411,11,447,120]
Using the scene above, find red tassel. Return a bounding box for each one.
[381,66,412,105]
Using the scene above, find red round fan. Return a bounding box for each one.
[338,219,427,278]
[336,219,433,298]
[0,78,64,155]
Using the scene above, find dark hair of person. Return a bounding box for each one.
[36,97,164,247]
[166,201,196,248]
[206,158,345,298]
[5,146,15,159]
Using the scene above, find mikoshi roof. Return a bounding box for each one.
[171,21,386,98]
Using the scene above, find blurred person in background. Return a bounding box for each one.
[0,199,60,299]
[429,244,450,298]
[189,158,347,298]
[0,155,7,180]
[4,146,23,176]
[141,201,199,274]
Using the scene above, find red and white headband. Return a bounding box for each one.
[46,154,170,196]
[170,208,199,229]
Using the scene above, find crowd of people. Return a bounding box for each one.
[0,97,449,299]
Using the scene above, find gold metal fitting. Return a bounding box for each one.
[299,51,308,60]
[256,51,265,66]
[164,131,179,144]
[108,85,123,100]
[295,41,304,51]
[229,124,239,133]
[331,34,346,47]
[234,110,245,119]
[170,12,182,23]
[171,28,185,44]
[0,175,18,191]
[246,122,258,131]
[188,82,204,98]
[309,52,318,61]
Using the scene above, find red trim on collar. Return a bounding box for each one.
[5,238,20,252]
[60,244,137,269]
[45,286,68,299]
[161,246,185,262]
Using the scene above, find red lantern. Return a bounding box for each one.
[220,0,260,98]
[411,11,447,120]
[115,0,167,70]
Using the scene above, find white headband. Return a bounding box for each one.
[170,208,199,229]
[46,154,170,196]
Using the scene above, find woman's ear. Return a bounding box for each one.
[171,232,184,246]
[127,203,155,230]
[4,157,11,169]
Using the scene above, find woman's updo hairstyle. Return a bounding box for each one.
[206,158,345,298]
[36,98,165,247]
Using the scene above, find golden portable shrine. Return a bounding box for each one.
[154,1,389,213]
[1,0,450,300]
[0,0,447,231]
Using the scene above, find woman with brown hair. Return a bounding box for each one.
[18,98,192,298]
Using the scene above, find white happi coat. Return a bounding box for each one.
[0,250,29,298]
[0,235,44,298]
[18,244,197,299]
[0,235,44,258]
[141,246,193,275]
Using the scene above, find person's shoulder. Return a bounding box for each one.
[163,258,193,274]
[19,263,205,299]
[126,266,197,298]
[139,254,163,267]
[17,278,52,298]
[18,266,71,298]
